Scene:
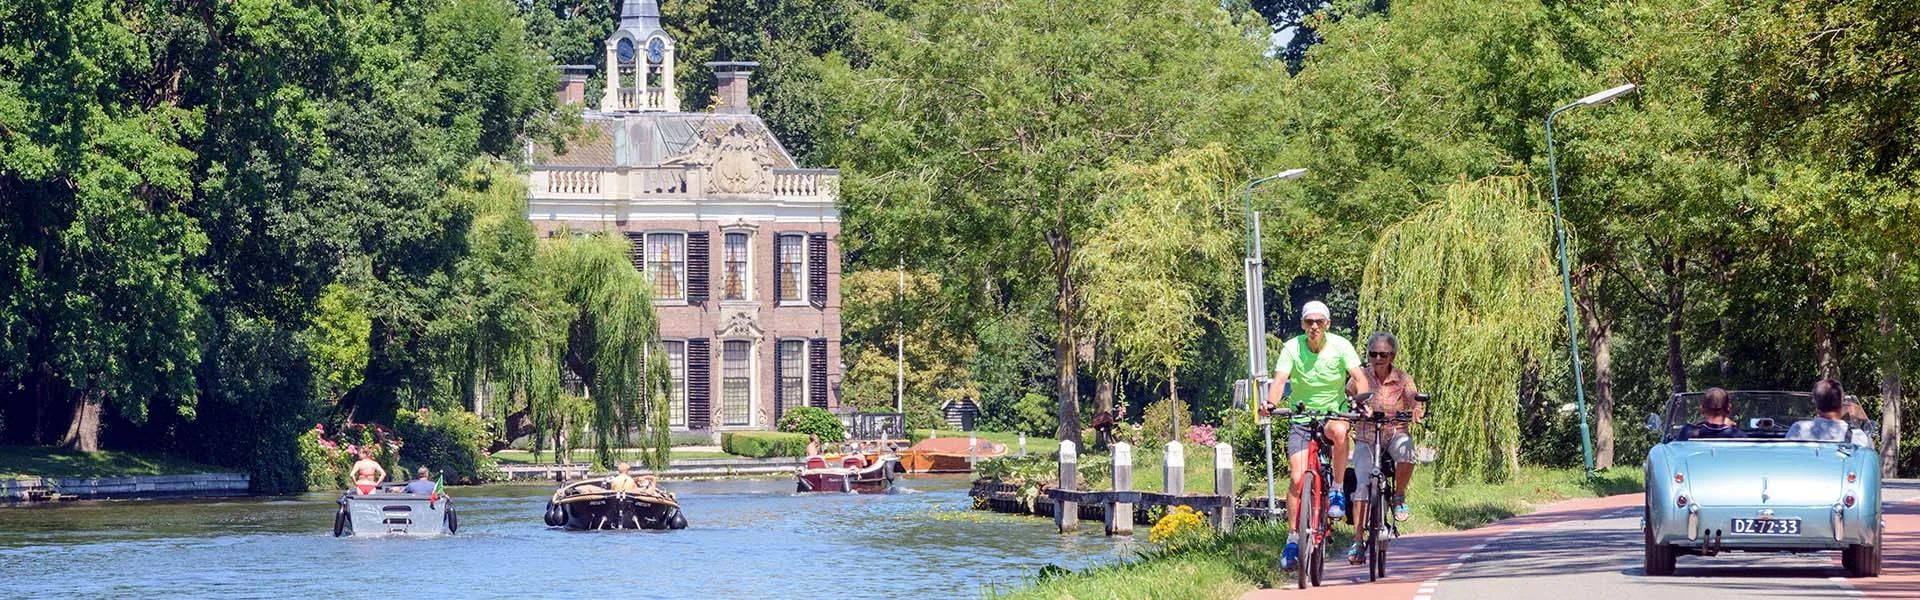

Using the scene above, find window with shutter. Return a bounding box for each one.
[646,232,686,301]
[721,340,752,427]
[687,339,711,428]
[624,231,646,273]
[777,234,805,304]
[686,231,709,304]
[665,341,687,428]
[722,232,749,300]
[777,340,806,421]
[808,233,827,308]
[809,338,828,408]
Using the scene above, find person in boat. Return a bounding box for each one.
[607,462,657,493]
[806,434,821,457]
[350,448,387,495]
[1679,387,1745,440]
[402,467,437,494]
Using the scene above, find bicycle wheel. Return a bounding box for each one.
[1296,475,1317,590]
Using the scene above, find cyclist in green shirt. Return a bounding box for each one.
[1261,300,1370,571]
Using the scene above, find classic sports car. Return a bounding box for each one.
[1643,390,1882,577]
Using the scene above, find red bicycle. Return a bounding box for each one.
[1274,395,1369,589]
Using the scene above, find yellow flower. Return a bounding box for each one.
[1148,505,1210,548]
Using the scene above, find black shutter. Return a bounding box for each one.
[809,338,828,409]
[686,231,709,304]
[772,234,784,303]
[688,338,711,428]
[625,231,646,273]
[773,341,786,421]
[808,233,828,308]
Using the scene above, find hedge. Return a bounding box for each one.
[722,431,812,458]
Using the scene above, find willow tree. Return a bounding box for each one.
[1359,176,1561,484]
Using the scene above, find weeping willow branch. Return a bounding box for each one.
[1359,176,1561,485]
[542,234,672,470]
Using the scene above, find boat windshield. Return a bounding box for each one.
[1663,391,1861,442]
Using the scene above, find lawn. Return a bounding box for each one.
[993,466,1644,600]
[0,445,229,479]
[909,429,1080,457]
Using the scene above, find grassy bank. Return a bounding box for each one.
[910,429,1073,457]
[0,445,230,479]
[491,449,744,464]
[993,466,1642,600]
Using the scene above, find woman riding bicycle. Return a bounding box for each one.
[1344,331,1424,564]
[1261,300,1370,571]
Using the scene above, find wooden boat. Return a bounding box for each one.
[334,483,456,537]
[898,437,1007,473]
[544,477,688,531]
[795,453,899,493]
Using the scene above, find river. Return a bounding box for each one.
[0,477,1143,599]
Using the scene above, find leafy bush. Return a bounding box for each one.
[776,406,845,442]
[395,409,503,484]
[1140,398,1190,448]
[1010,392,1058,436]
[722,431,812,457]
[296,427,342,491]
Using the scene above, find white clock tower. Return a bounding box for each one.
[601,0,677,112]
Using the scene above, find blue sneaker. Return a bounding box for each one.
[1281,541,1300,571]
[1328,489,1347,519]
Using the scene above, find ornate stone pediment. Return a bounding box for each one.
[667,122,788,195]
[715,308,763,341]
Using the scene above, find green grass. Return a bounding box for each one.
[910,429,1084,458]
[0,445,229,479]
[990,466,1644,599]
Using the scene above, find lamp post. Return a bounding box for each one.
[1547,83,1636,478]
[1243,168,1306,515]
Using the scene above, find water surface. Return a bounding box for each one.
[0,477,1142,599]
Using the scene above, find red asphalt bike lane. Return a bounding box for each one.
[1241,491,1920,600]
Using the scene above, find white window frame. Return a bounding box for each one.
[721,230,752,302]
[719,339,756,428]
[777,232,808,306]
[777,338,809,415]
[645,230,688,304]
[663,339,688,429]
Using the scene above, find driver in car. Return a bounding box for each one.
[1786,379,1873,445]
[1679,387,1745,440]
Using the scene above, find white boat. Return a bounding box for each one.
[333,483,457,537]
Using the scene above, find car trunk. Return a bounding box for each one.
[1672,442,1850,507]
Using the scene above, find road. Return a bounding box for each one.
[1243,480,1920,600]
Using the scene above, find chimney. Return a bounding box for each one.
[705,61,759,114]
[556,65,596,106]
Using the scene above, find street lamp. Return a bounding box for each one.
[1546,82,1636,478]
[1243,168,1306,516]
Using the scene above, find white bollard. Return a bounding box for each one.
[1108,442,1134,535]
[1019,432,1027,457]
[1164,441,1185,496]
[1057,441,1079,533]
[1214,443,1236,532]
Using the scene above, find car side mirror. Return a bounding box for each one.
[1644,413,1662,433]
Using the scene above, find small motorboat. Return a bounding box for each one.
[333,483,456,537]
[898,437,1006,473]
[795,453,899,493]
[544,477,687,531]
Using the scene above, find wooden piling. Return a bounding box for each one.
[1214,442,1235,532]
[1108,442,1133,535]
[1164,441,1185,496]
[1056,441,1079,533]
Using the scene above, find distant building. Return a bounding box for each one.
[527,0,842,432]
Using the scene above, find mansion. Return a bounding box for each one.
[527,0,842,432]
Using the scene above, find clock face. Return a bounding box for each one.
[616,38,635,63]
[647,38,666,65]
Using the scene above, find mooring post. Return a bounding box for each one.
[1164,441,1185,496]
[1214,442,1235,533]
[1108,442,1134,536]
[969,431,979,466]
[1056,441,1078,533]
[1019,432,1027,457]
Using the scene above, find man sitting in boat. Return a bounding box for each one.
[806,434,821,457]
[607,462,657,493]
[350,449,387,495]
[402,467,436,494]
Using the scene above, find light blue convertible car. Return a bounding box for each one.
[1643,390,1882,577]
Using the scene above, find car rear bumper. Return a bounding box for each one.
[1651,503,1874,550]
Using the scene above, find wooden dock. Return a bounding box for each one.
[1,473,251,504]
[967,441,1287,533]
[501,457,806,481]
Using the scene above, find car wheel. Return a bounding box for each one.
[1848,522,1882,578]
[1644,508,1675,576]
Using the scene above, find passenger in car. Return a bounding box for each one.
[1786,379,1873,445]
[1680,387,1745,440]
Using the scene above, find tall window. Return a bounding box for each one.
[778,340,806,416]
[647,232,686,301]
[721,340,752,427]
[723,232,749,300]
[778,233,805,303]
[665,341,687,428]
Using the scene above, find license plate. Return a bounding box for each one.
[1730,518,1801,535]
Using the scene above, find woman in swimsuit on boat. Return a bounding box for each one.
[350,448,386,494]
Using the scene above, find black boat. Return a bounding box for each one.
[543,477,688,531]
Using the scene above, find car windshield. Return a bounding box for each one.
[1663,391,1856,442]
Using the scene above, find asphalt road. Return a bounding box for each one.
[1243,480,1920,600]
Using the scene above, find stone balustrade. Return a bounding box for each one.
[532,166,838,202]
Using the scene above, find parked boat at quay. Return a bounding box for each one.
[898,437,1006,473]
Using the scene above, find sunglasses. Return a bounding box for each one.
[1301,318,1329,326]
[1369,351,1394,358]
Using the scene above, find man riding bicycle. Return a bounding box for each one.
[1261,300,1370,571]
[1344,331,1423,564]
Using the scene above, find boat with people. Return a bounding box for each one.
[795,452,900,493]
[333,483,457,537]
[544,473,688,531]
[897,436,1006,473]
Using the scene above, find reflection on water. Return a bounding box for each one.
[0,476,1142,599]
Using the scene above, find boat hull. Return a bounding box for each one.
[336,491,455,537]
[900,438,1008,473]
[796,456,899,494]
[557,495,685,530]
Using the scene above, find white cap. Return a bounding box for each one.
[1302,301,1331,320]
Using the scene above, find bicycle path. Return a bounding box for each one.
[1240,480,1920,600]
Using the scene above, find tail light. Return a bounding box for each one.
[1674,473,1685,484]
[1847,472,1856,483]
[1845,494,1856,508]
[1677,494,1688,508]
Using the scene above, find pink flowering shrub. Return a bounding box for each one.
[1184,424,1218,448]
[296,421,405,491]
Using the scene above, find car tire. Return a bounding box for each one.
[1847,522,1882,578]
[1644,509,1675,576]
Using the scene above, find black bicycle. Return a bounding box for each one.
[1348,392,1430,581]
